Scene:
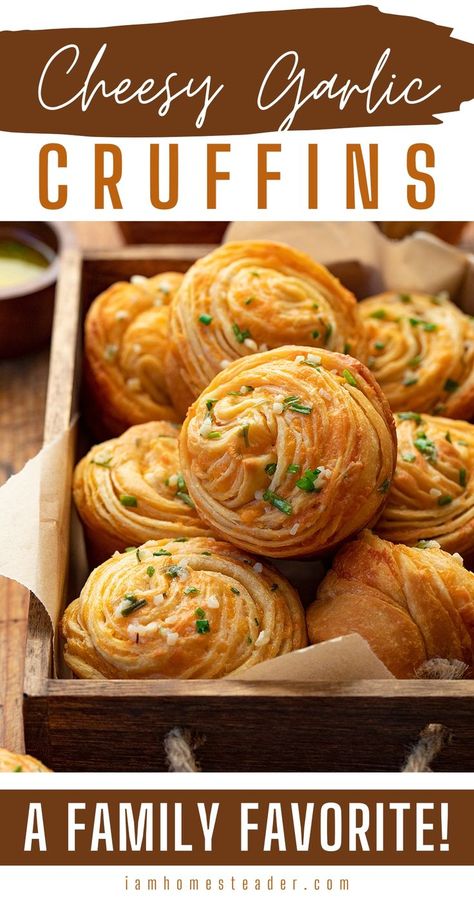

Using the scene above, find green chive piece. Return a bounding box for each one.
[176,491,195,508]
[262,490,293,516]
[91,457,113,468]
[423,322,437,332]
[125,547,136,552]
[408,355,422,369]
[283,396,312,415]
[342,369,357,387]
[245,297,254,305]
[146,566,155,577]
[199,313,213,325]
[207,431,222,439]
[153,549,172,557]
[174,537,188,542]
[343,342,351,354]
[201,551,212,556]
[414,433,437,461]
[287,463,300,474]
[231,587,240,595]
[312,302,319,309]
[399,293,412,304]
[195,607,206,618]
[311,330,320,339]
[403,374,418,387]
[165,565,181,578]
[241,423,250,446]
[370,309,387,319]
[324,323,333,343]
[460,468,467,487]
[438,495,453,506]
[184,586,199,595]
[444,379,459,393]
[374,341,385,351]
[121,598,147,617]
[445,432,452,443]
[402,452,416,463]
[206,398,216,411]
[296,468,321,493]
[265,462,277,476]
[13,765,23,772]
[196,619,210,634]
[120,494,138,507]
[379,479,391,493]
[247,635,252,644]
[232,323,251,343]
[457,440,469,447]
[398,412,422,424]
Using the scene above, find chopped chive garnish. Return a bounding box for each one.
[13,765,23,772]
[262,490,293,516]
[324,323,333,343]
[195,607,206,618]
[445,432,452,443]
[174,537,188,542]
[196,619,210,634]
[457,440,469,447]
[120,494,138,507]
[265,462,277,476]
[199,313,213,325]
[444,378,459,393]
[402,452,416,463]
[184,586,199,595]
[153,549,172,556]
[165,565,181,578]
[206,398,216,411]
[423,322,437,332]
[232,323,251,343]
[91,457,113,467]
[342,369,357,387]
[283,396,312,415]
[438,495,453,506]
[311,330,320,339]
[370,309,387,319]
[245,297,254,305]
[136,548,142,562]
[287,463,300,474]
[121,598,148,617]
[201,551,212,556]
[207,431,222,439]
[146,566,155,577]
[374,341,385,350]
[399,293,412,303]
[247,635,252,644]
[241,423,250,446]
[379,479,391,493]
[176,491,195,508]
[343,342,351,354]
[398,412,422,424]
[403,374,418,386]
[231,587,240,595]
[460,468,467,487]
[125,547,136,552]
[408,355,422,369]
[296,468,321,493]
[176,474,186,492]
[414,433,437,460]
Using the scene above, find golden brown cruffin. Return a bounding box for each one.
[165,240,365,416]
[0,748,50,772]
[179,345,397,558]
[359,290,474,419]
[375,412,474,557]
[84,272,184,436]
[306,530,474,679]
[73,421,213,564]
[61,537,307,679]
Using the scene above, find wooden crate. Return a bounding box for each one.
[23,244,474,772]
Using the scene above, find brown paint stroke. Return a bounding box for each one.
[0,789,470,866]
[0,7,473,136]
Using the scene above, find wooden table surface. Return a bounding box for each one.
[0,222,123,753]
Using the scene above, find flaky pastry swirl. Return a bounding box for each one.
[61,537,307,679]
[165,240,365,416]
[0,748,50,772]
[375,412,474,557]
[306,530,474,678]
[73,421,212,563]
[359,290,474,418]
[84,272,183,436]
[179,346,396,558]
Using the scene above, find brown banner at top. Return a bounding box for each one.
[0,7,473,136]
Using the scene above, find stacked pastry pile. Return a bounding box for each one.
[62,241,474,680]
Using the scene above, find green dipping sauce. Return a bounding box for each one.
[0,237,50,288]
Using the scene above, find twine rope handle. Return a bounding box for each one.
[164,658,468,773]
